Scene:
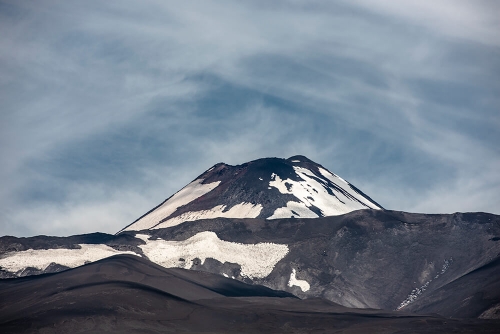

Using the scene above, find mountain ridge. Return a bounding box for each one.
[1,155,499,332]
[2,210,499,318]
[3,254,499,333]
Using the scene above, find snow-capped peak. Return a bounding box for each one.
[120,156,382,232]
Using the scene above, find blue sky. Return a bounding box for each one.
[1,0,499,236]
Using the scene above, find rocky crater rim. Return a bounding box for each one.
[205,155,318,170]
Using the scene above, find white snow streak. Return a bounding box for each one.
[0,245,137,274]
[396,258,453,310]
[318,167,348,185]
[124,179,221,231]
[134,234,150,242]
[318,167,381,209]
[288,268,310,292]
[268,201,317,219]
[154,202,263,229]
[267,166,379,219]
[137,231,288,278]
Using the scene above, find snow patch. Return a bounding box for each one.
[318,167,381,209]
[288,268,310,292]
[154,202,263,229]
[318,167,348,185]
[124,179,221,231]
[0,245,138,274]
[138,231,288,278]
[291,160,300,163]
[268,201,318,219]
[135,234,150,242]
[267,166,379,219]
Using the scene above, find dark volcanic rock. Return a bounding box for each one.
[146,210,500,314]
[1,255,499,334]
[2,210,499,319]
[2,156,499,331]
[0,232,143,254]
[405,257,500,318]
[120,156,383,232]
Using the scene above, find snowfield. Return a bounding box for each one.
[317,167,381,210]
[136,231,289,278]
[154,202,263,229]
[123,179,221,231]
[268,201,318,219]
[267,166,380,219]
[0,245,138,274]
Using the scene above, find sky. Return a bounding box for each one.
[1,0,499,237]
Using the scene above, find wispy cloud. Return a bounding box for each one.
[348,0,500,47]
[1,0,499,236]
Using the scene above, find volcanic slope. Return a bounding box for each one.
[128,210,500,316]
[1,210,499,319]
[1,156,499,322]
[120,155,383,232]
[1,255,499,334]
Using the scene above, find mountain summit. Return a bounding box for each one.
[120,155,383,232]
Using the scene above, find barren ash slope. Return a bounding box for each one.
[119,155,383,232]
[1,155,500,333]
[2,255,499,334]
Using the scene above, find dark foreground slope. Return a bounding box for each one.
[1,255,499,334]
[143,210,500,315]
[405,257,500,318]
[2,210,500,318]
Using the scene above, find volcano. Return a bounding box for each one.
[120,156,382,232]
[1,156,499,333]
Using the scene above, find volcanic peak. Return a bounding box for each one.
[121,156,383,232]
